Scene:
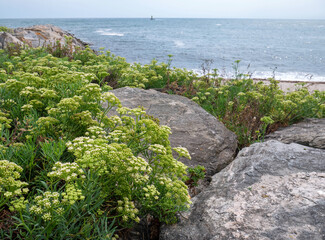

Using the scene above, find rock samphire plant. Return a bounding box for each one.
[0,48,191,239]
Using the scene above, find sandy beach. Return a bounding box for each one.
[252,79,325,92]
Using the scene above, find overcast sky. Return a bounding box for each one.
[1,0,325,19]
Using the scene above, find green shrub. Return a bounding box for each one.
[190,77,324,147]
[0,48,191,238]
[0,26,11,32]
[186,165,206,187]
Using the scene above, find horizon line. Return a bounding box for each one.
[1,17,325,21]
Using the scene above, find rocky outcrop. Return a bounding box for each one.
[0,25,87,50]
[107,87,237,176]
[0,32,22,49]
[160,140,325,240]
[265,118,325,149]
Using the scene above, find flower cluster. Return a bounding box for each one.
[101,91,121,107]
[0,110,12,128]
[0,99,16,109]
[71,110,99,128]
[0,79,26,95]
[61,183,85,205]
[117,197,140,223]
[116,107,146,117]
[20,86,40,99]
[123,156,151,184]
[35,116,59,134]
[29,191,64,221]
[66,136,108,159]
[56,97,80,113]
[29,99,44,109]
[77,83,102,102]
[85,126,107,139]
[161,178,191,207]
[120,69,148,88]
[40,88,58,99]
[21,104,33,113]
[149,144,167,155]
[143,184,160,202]
[108,129,127,142]
[10,197,28,212]
[99,115,122,129]
[47,162,85,182]
[0,160,28,201]
[173,147,191,160]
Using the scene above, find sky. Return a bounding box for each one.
[0,0,325,19]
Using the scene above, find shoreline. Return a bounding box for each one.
[252,78,325,92]
[220,77,325,92]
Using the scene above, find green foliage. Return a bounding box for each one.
[0,41,324,238]
[0,26,11,32]
[186,165,206,187]
[0,48,192,238]
[190,76,324,147]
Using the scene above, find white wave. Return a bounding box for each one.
[95,29,124,36]
[95,29,111,33]
[101,32,124,36]
[174,40,185,48]
[215,24,222,26]
[252,71,325,82]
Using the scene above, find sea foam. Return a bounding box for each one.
[95,29,124,37]
[174,40,185,48]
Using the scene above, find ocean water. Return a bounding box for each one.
[1,18,325,81]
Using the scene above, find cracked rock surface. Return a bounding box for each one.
[107,87,237,176]
[160,140,325,240]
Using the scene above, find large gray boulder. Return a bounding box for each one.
[160,140,325,240]
[107,87,237,176]
[0,25,87,50]
[265,118,325,149]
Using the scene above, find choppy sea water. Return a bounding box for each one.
[1,18,325,81]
